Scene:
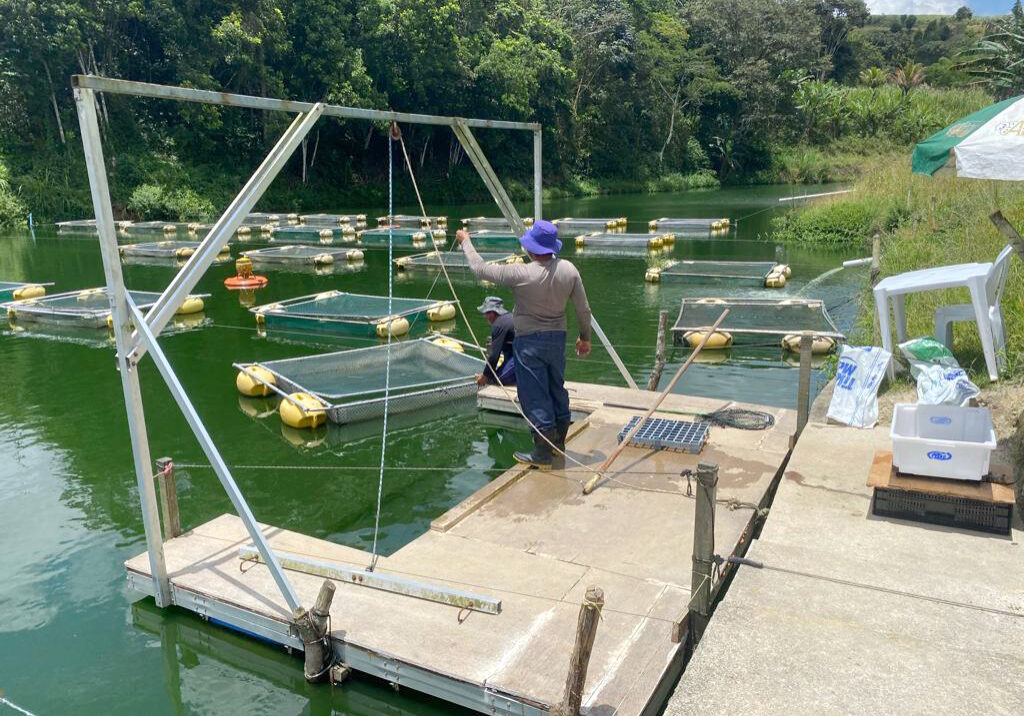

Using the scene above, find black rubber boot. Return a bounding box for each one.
[514,429,556,470]
[552,422,571,470]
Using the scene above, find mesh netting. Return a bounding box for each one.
[263,291,449,321]
[6,289,163,327]
[671,298,844,339]
[395,251,520,272]
[123,221,187,233]
[247,212,297,223]
[553,217,627,228]
[650,218,725,228]
[358,227,444,243]
[577,232,671,247]
[462,217,516,230]
[377,214,447,228]
[272,225,354,239]
[300,213,364,225]
[661,260,777,282]
[467,230,519,241]
[243,246,359,264]
[256,338,483,402]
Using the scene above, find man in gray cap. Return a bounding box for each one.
[477,296,516,387]
[456,220,592,470]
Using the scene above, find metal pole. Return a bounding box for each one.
[591,317,639,390]
[452,119,526,236]
[533,129,543,221]
[135,105,324,357]
[688,463,717,650]
[127,298,302,612]
[73,86,171,607]
[795,332,813,443]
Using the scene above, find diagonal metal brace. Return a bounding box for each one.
[452,118,526,236]
[130,103,325,361]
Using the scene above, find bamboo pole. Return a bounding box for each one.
[552,586,605,716]
[646,310,670,391]
[582,309,729,495]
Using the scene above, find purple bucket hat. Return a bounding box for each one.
[519,219,562,255]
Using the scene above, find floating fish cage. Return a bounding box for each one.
[241,245,364,266]
[0,281,51,301]
[553,217,628,230]
[251,290,458,338]
[645,260,791,288]
[357,227,446,247]
[247,212,298,224]
[4,288,208,329]
[300,213,366,226]
[648,217,731,232]
[465,229,521,248]
[394,250,522,273]
[460,216,534,230]
[671,297,844,352]
[575,232,675,249]
[377,214,448,229]
[119,241,231,261]
[56,218,133,233]
[122,221,191,235]
[235,337,484,426]
[269,225,356,244]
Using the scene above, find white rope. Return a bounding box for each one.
[367,128,396,571]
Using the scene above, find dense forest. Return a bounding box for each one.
[0,0,1022,224]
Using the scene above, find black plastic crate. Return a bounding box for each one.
[872,487,1012,536]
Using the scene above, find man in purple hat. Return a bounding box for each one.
[456,220,592,470]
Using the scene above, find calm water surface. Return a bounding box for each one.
[0,186,863,714]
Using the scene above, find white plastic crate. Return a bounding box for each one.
[889,404,996,481]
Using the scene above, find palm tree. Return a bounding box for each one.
[858,67,888,88]
[961,1,1024,97]
[891,61,926,95]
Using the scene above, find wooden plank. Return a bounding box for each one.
[867,451,1015,504]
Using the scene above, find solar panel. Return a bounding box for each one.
[618,416,711,453]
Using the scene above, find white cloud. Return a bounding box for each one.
[866,0,963,13]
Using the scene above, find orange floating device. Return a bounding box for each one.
[224,257,268,289]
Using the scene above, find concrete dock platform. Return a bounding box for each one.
[666,421,1024,715]
[125,383,795,715]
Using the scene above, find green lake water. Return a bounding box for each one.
[0,185,864,714]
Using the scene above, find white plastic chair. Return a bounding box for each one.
[873,245,1015,382]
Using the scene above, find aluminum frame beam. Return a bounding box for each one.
[128,298,301,612]
[452,118,526,235]
[74,86,172,606]
[238,546,502,615]
[533,129,543,221]
[72,75,540,131]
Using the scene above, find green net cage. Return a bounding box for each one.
[270,225,356,243]
[119,241,231,260]
[253,290,458,338]
[394,251,522,273]
[671,298,844,345]
[300,213,366,226]
[574,232,675,248]
[652,260,782,287]
[377,214,448,229]
[242,245,364,266]
[4,288,208,328]
[553,217,628,230]
[238,337,484,424]
[648,217,730,232]
[460,216,533,230]
[122,221,189,235]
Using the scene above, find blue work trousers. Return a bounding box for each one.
[513,331,570,433]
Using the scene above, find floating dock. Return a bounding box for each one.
[125,382,797,715]
[665,419,1023,714]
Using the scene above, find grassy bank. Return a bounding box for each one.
[771,157,1024,383]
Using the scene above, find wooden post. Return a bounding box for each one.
[794,332,813,447]
[646,310,670,391]
[988,210,1024,260]
[155,457,181,540]
[293,579,337,682]
[688,463,717,650]
[553,586,604,716]
[869,231,881,287]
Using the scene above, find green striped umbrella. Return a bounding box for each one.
[912,94,1024,179]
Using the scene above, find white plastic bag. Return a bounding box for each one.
[898,337,979,407]
[827,345,891,428]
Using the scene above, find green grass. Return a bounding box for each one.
[777,157,1024,383]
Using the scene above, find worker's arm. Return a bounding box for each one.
[570,271,593,355]
[456,231,525,286]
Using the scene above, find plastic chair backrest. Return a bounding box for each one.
[985,245,1014,306]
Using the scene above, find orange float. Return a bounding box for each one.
[224,257,268,289]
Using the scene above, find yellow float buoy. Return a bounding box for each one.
[162,224,176,233]
[279,392,327,429]
[427,302,456,322]
[695,297,726,305]
[648,219,658,230]
[236,365,277,397]
[431,336,464,353]
[779,264,792,278]
[507,255,524,264]
[376,316,410,338]
[318,229,333,240]
[662,233,676,244]
[394,256,412,269]
[175,246,195,259]
[645,268,662,283]
[765,274,786,288]
[345,249,364,261]
[722,218,731,227]
[312,253,335,266]
[176,296,205,314]
[12,285,46,300]
[411,231,427,242]
[77,288,104,301]
[236,226,252,236]
[341,225,355,235]
[781,334,836,355]
[575,236,587,247]
[648,237,663,249]
[684,329,733,349]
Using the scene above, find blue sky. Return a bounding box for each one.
[867,0,1015,14]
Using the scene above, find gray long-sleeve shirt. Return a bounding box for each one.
[461,239,592,341]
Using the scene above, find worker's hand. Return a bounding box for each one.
[576,338,591,357]
[475,373,487,387]
[455,229,470,246]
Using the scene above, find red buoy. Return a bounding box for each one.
[225,257,268,289]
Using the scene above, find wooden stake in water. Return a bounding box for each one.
[582,309,729,495]
[646,310,670,391]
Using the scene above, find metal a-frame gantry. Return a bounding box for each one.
[72,74,543,612]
